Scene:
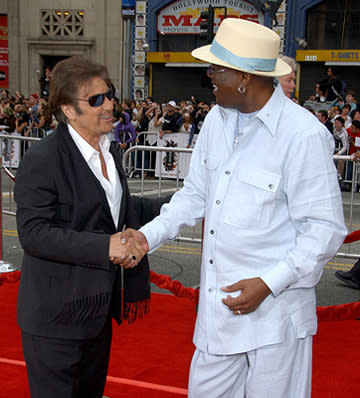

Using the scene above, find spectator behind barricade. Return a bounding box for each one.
[340,103,352,129]
[112,96,121,113]
[316,109,333,134]
[347,120,360,155]
[333,116,349,180]
[0,88,9,99]
[159,100,181,139]
[350,108,360,122]
[328,105,341,124]
[176,107,194,148]
[135,101,150,137]
[121,98,133,118]
[28,93,39,114]
[0,104,16,133]
[14,104,30,135]
[114,111,136,150]
[345,120,360,182]
[304,105,315,115]
[277,55,296,98]
[145,103,164,178]
[317,67,344,102]
[14,90,25,104]
[333,90,357,112]
[0,96,9,114]
[29,102,53,136]
[133,101,150,176]
[130,99,137,116]
[145,102,164,142]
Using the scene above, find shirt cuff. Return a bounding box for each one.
[139,219,166,254]
[261,260,298,297]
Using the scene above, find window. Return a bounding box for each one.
[41,10,84,37]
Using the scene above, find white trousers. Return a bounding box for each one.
[188,323,312,398]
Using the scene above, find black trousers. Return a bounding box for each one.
[21,319,112,398]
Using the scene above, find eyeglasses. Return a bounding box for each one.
[207,66,226,77]
[77,88,113,107]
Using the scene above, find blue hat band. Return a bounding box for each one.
[210,39,277,72]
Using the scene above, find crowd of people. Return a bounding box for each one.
[1,60,360,186]
[312,93,360,182]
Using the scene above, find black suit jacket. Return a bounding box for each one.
[14,123,166,339]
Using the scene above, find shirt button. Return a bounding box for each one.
[209,259,213,264]
[208,288,214,293]
[216,200,221,205]
[210,230,215,235]
[225,170,230,175]
[268,184,274,190]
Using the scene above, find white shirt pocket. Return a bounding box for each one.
[224,168,281,229]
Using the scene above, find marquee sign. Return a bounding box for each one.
[157,0,263,35]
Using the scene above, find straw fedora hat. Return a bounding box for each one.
[192,18,291,77]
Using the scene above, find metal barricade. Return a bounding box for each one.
[124,131,159,178]
[333,154,360,259]
[0,136,359,263]
[122,144,200,244]
[0,134,41,266]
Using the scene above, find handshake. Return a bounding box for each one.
[108,229,149,269]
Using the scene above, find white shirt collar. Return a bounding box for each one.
[67,123,110,161]
[216,83,287,138]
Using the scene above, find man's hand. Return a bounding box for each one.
[120,228,149,252]
[109,230,147,269]
[221,277,271,315]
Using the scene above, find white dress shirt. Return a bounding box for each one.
[68,124,122,227]
[140,84,347,354]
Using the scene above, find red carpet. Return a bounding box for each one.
[0,281,359,397]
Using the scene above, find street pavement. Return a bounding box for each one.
[1,172,359,307]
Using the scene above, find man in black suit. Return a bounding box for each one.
[14,56,167,398]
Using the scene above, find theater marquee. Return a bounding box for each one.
[157,0,263,35]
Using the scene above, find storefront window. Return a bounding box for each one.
[307,0,360,49]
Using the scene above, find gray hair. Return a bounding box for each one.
[279,55,297,72]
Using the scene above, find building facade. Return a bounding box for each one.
[0,0,359,103]
[0,0,129,99]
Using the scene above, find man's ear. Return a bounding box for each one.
[61,104,77,122]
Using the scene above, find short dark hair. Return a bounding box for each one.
[335,116,345,125]
[350,109,360,119]
[317,110,328,120]
[49,56,110,123]
[346,90,356,97]
[352,120,360,129]
[342,103,351,111]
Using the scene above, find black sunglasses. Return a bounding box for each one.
[77,88,113,107]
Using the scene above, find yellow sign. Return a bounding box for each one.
[146,52,202,63]
[296,49,360,62]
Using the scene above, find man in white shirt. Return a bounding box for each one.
[122,19,347,397]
